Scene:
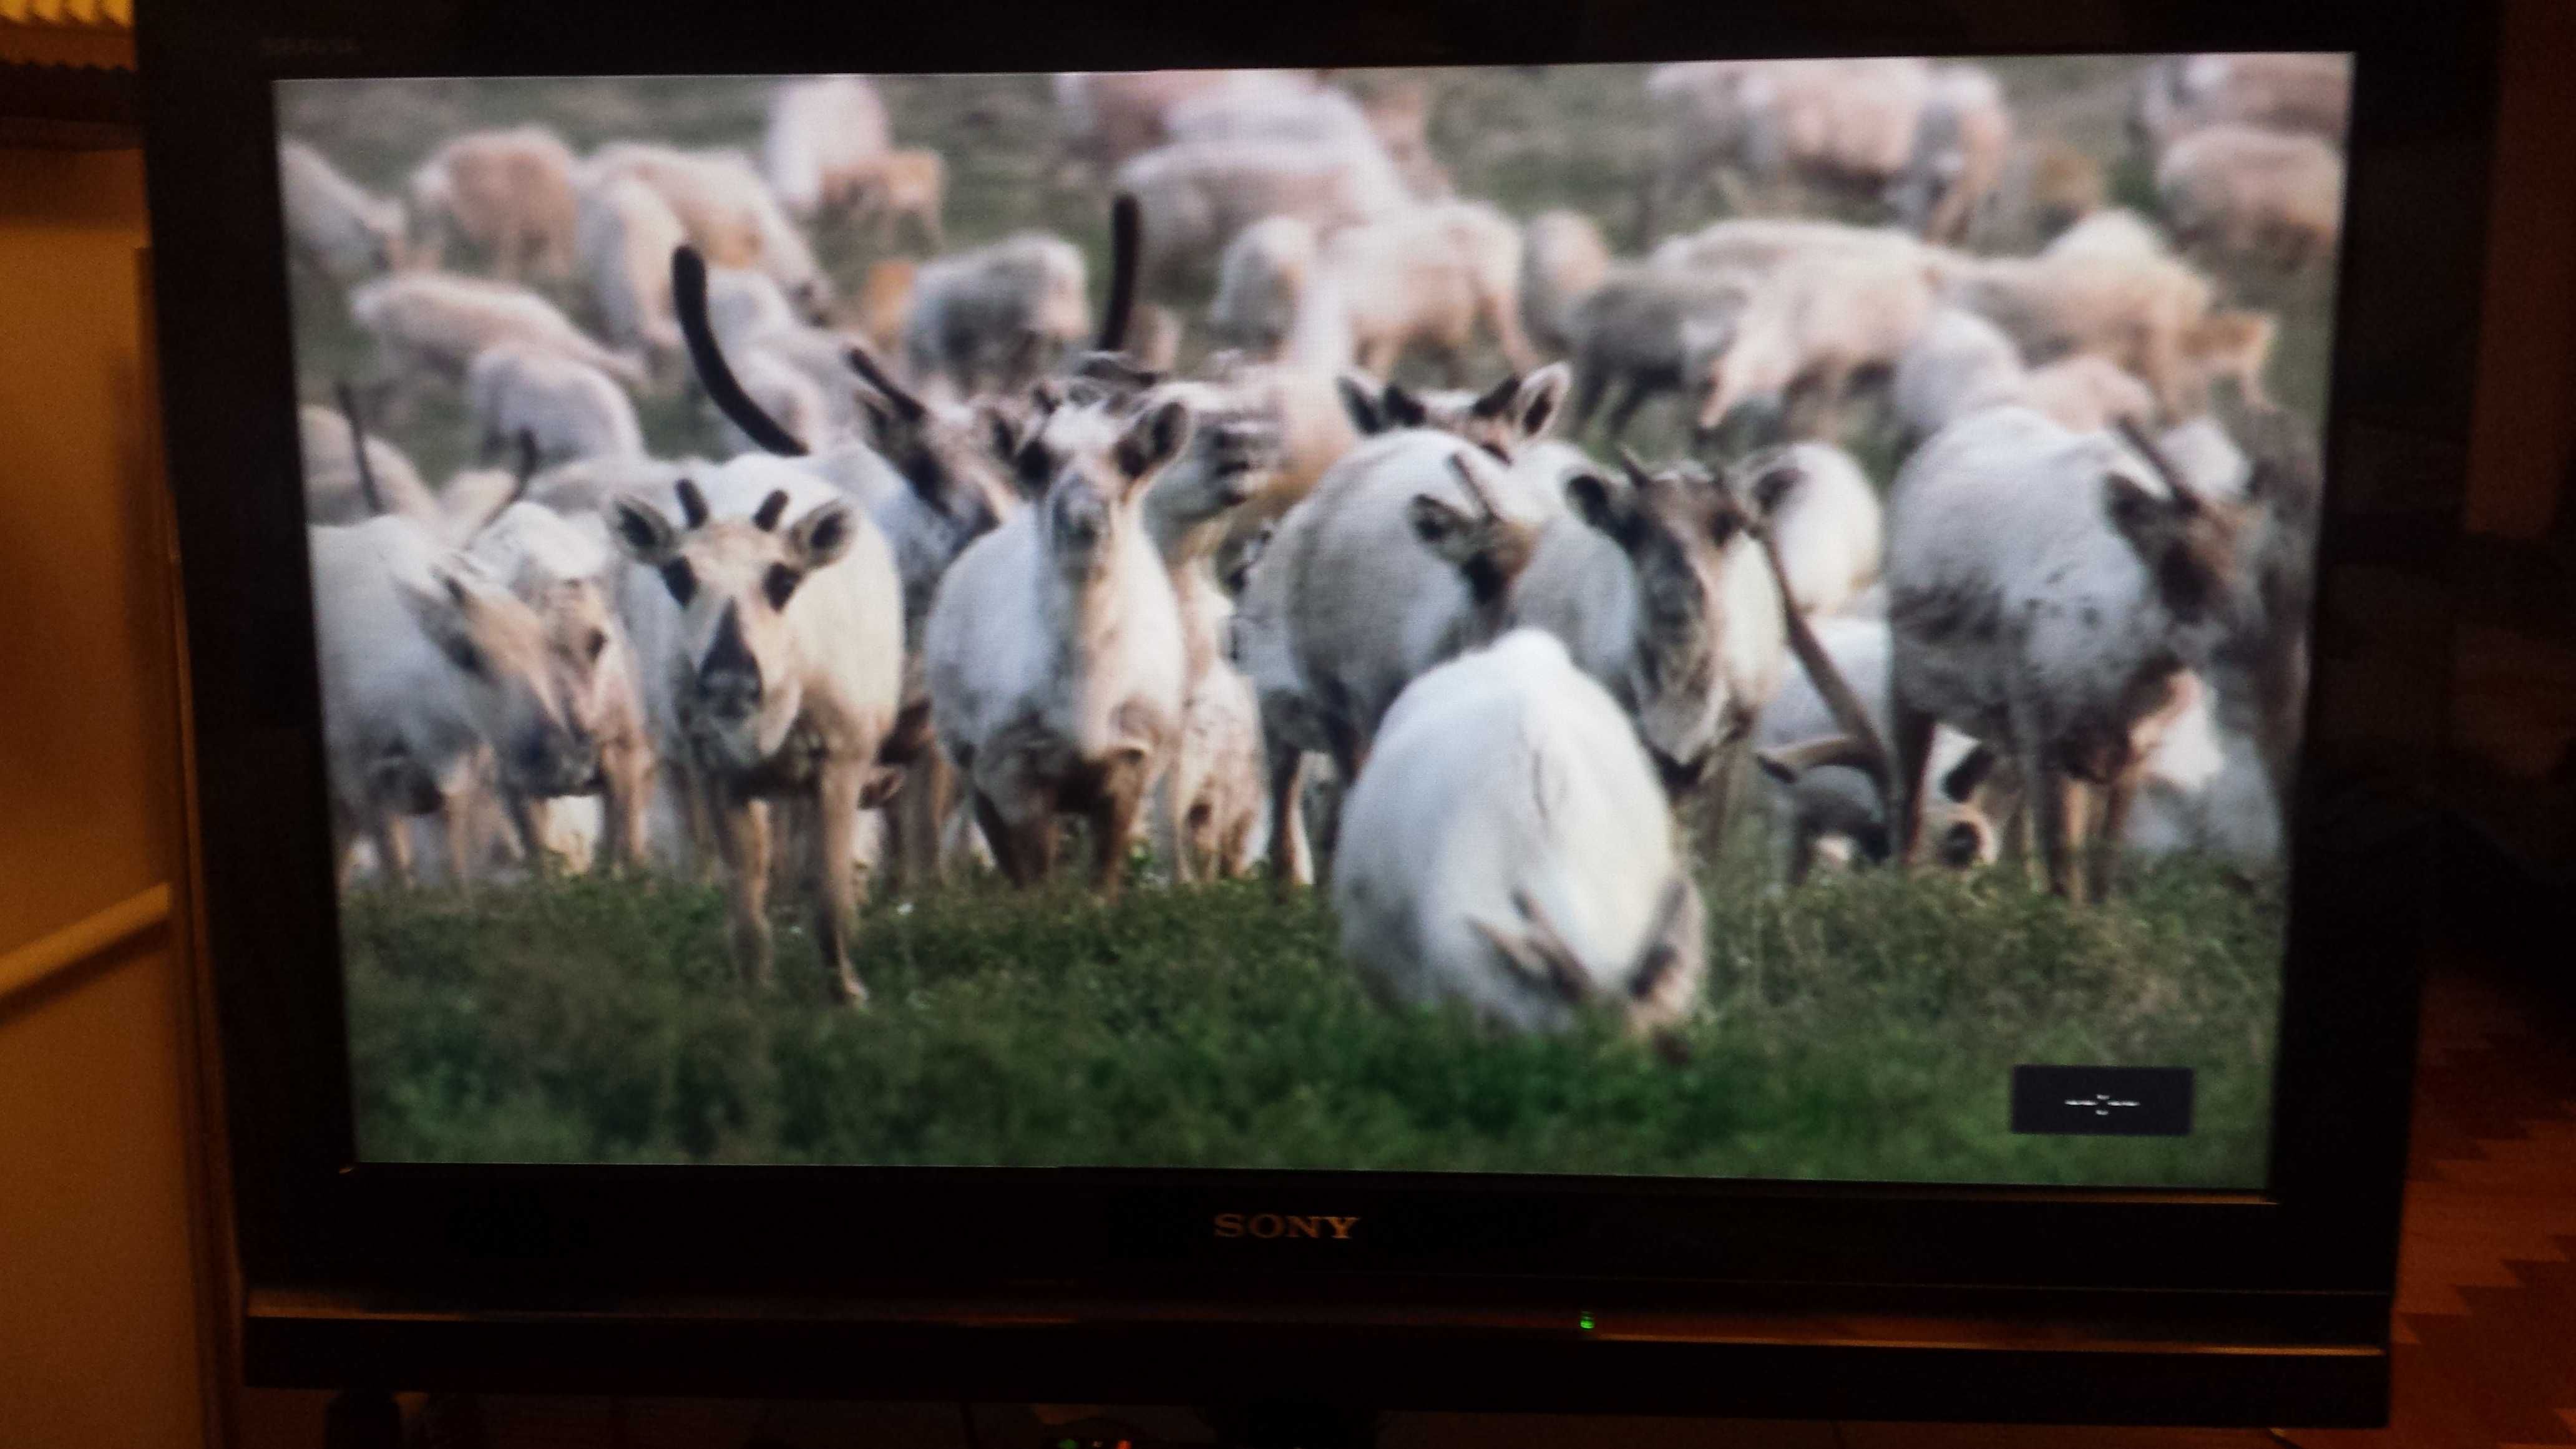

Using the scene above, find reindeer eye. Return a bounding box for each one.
[445,638,487,678]
[1710,512,1740,548]
[763,564,804,611]
[659,559,697,606]
[583,629,609,663]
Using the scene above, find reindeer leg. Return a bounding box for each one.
[1891,699,1939,868]
[368,809,414,889]
[2089,769,2142,902]
[707,782,774,987]
[2032,761,2089,903]
[441,794,479,895]
[1090,756,1151,902]
[1697,734,1747,864]
[810,762,869,1007]
[1267,742,1310,896]
[676,761,720,885]
[603,743,653,873]
[973,789,1024,886]
[503,790,551,877]
[1156,770,1196,886]
[1604,378,1652,443]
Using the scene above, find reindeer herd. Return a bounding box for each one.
[282,56,2340,1034]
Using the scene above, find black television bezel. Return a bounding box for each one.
[141,0,2492,1421]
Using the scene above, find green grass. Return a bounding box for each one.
[343,838,2282,1186]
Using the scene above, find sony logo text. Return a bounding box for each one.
[1213,1212,1360,1241]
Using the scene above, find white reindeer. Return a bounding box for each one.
[1334,627,1707,1038]
[606,460,906,1002]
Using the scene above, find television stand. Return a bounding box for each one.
[1203,1402,1382,1449]
[322,1388,399,1449]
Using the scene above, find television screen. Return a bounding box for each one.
[273,56,2344,1189]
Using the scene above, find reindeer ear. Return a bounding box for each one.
[606,490,680,565]
[1113,397,1193,484]
[1515,362,1572,441]
[1750,463,1801,517]
[401,567,481,668]
[857,766,908,809]
[2103,472,2165,544]
[789,498,857,570]
[1566,472,1634,549]
[1012,435,1055,500]
[1940,743,2001,803]
[1335,374,1385,435]
[984,409,1022,464]
[1380,382,1429,431]
[1406,492,1472,555]
[1470,372,1521,421]
[855,389,902,451]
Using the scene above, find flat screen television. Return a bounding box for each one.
[139,0,2494,1425]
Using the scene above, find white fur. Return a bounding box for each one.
[1281,431,1556,757]
[921,404,1191,873]
[1891,306,2027,441]
[1519,210,1612,359]
[2125,671,2285,865]
[1885,407,2249,890]
[299,402,439,527]
[577,173,688,358]
[280,139,404,279]
[1750,442,1882,617]
[406,126,581,280]
[1115,137,1410,302]
[1333,628,1706,1035]
[762,76,892,220]
[349,271,644,386]
[1753,615,2003,883]
[583,142,826,311]
[467,343,645,464]
[901,232,1090,393]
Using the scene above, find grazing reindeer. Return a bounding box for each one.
[1885,409,2265,900]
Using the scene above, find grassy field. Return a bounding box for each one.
[344,830,2283,1185]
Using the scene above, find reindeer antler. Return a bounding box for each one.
[334,379,383,517]
[1445,451,1506,523]
[2113,415,2193,502]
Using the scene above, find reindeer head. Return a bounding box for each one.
[1143,389,1279,564]
[1022,396,1196,584]
[852,343,1018,519]
[401,556,594,797]
[1408,452,1542,615]
[607,477,859,772]
[1757,734,2006,873]
[2106,417,2264,658]
[527,577,625,792]
[1468,877,1706,1040]
[1337,364,1571,462]
[1566,451,1753,786]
